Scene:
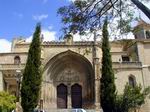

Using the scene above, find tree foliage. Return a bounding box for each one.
[100,18,116,112]
[0,91,16,111]
[115,84,150,112]
[99,17,150,112]
[21,24,42,112]
[58,0,150,38]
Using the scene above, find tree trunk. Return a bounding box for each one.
[131,0,150,19]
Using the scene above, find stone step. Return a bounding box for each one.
[43,109,103,112]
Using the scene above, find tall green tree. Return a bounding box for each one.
[100,18,116,112]
[21,24,42,112]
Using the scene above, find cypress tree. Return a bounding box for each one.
[100,18,116,112]
[21,24,42,112]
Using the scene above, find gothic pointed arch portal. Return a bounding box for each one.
[43,50,95,109]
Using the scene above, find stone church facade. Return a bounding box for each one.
[0,21,150,111]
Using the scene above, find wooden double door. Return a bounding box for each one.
[57,84,82,109]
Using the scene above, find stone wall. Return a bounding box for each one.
[0,53,27,64]
[0,70,4,91]
[1,38,150,111]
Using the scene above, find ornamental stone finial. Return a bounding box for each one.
[64,34,73,45]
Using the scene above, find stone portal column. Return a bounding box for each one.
[0,71,4,91]
[67,83,72,108]
[94,58,101,109]
[7,83,9,92]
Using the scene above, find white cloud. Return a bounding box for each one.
[48,26,53,30]
[143,1,150,8]
[41,30,56,41]
[0,39,11,53]
[13,12,23,19]
[68,0,89,2]
[43,0,48,3]
[26,29,56,42]
[139,10,150,24]
[73,32,102,41]
[73,33,94,41]
[68,0,75,1]
[18,14,23,18]
[26,35,32,42]
[136,2,150,24]
[32,14,48,21]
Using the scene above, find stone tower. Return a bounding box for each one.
[133,19,150,39]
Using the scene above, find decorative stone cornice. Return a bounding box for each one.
[142,65,150,68]
[112,62,142,69]
[0,64,25,70]
[99,62,142,70]
[0,52,28,55]
[42,41,100,47]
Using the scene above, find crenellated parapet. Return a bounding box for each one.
[43,41,100,46]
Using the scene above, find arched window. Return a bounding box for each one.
[128,75,136,88]
[14,56,21,64]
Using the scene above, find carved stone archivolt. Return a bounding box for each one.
[56,68,80,83]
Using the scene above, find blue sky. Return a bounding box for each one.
[0,0,70,40]
[0,0,150,52]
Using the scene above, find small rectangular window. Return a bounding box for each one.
[122,56,130,62]
[146,30,150,39]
